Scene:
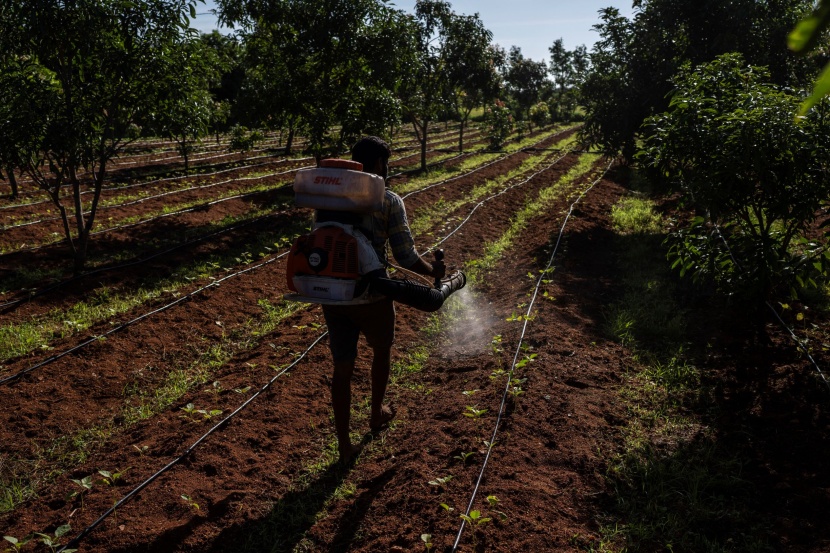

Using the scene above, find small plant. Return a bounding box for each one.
[181,494,200,510]
[421,533,434,552]
[33,525,76,553]
[460,509,492,527]
[233,385,251,394]
[515,353,537,370]
[464,405,488,419]
[67,475,95,507]
[439,502,455,512]
[98,468,129,486]
[206,381,223,396]
[489,368,507,381]
[3,535,32,552]
[454,451,475,465]
[462,389,478,397]
[428,475,453,487]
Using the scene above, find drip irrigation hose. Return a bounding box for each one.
[451,162,612,551]
[55,331,329,553]
[711,225,830,394]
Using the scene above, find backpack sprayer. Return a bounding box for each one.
[284,159,466,312]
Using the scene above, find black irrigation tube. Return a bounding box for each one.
[0,137,577,384]
[451,162,612,551]
[0,250,290,386]
[712,226,830,394]
[56,331,329,553]
[51,133,580,553]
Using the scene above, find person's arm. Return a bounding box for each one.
[386,192,446,281]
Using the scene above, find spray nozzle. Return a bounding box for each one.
[433,249,445,288]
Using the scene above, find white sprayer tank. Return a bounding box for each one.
[293,158,385,212]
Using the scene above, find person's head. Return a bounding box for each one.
[351,136,391,182]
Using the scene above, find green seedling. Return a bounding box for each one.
[421,533,434,552]
[486,495,499,507]
[181,494,200,510]
[67,475,95,508]
[505,312,523,322]
[489,368,507,380]
[196,408,223,421]
[428,475,453,487]
[206,381,223,396]
[464,405,488,418]
[462,389,478,397]
[483,439,497,450]
[439,502,455,512]
[98,468,129,486]
[515,353,537,370]
[460,509,491,526]
[33,524,76,553]
[133,445,149,456]
[233,386,251,394]
[3,534,32,551]
[454,451,475,465]
[490,334,503,353]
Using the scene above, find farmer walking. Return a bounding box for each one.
[319,136,445,464]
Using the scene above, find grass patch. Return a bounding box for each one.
[599,181,772,552]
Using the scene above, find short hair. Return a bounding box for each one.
[351,136,391,171]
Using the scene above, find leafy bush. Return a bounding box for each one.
[529,101,549,128]
[642,53,830,302]
[228,125,263,152]
[484,100,512,150]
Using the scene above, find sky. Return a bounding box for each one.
[192,1,637,63]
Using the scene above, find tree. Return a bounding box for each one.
[503,46,548,122]
[443,13,499,152]
[397,0,455,171]
[0,0,205,273]
[218,0,413,161]
[579,1,816,162]
[153,40,218,173]
[641,54,830,302]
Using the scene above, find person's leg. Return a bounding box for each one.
[322,305,362,463]
[369,346,395,430]
[332,358,362,462]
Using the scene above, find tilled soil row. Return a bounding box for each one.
[0,127,575,327]
[0,146,596,550]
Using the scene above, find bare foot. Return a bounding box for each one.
[338,443,363,465]
[370,404,396,431]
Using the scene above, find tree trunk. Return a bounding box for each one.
[285,126,295,155]
[6,166,18,199]
[420,117,429,172]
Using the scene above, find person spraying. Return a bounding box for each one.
[286,136,465,463]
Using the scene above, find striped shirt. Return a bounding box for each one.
[359,189,419,269]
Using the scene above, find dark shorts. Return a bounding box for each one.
[322,299,395,362]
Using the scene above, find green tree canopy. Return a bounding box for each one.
[0,0,206,273]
